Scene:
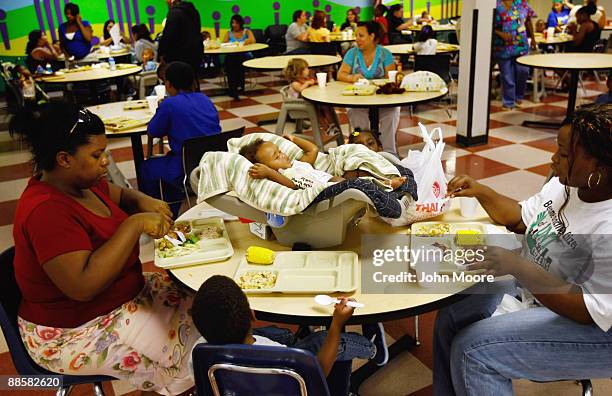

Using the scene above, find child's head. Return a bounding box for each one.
[202,30,211,40]
[375,4,387,17]
[192,275,253,344]
[239,138,292,170]
[142,48,155,63]
[417,25,435,42]
[348,128,382,152]
[535,19,546,33]
[421,11,429,18]
[164,61,197,94]
[284,58,309,82]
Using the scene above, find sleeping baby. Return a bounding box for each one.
[239,134,406,190]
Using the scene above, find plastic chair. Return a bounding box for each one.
[0,247,115,396]
[192,343,331,396]
[137,70,159,99]
[181,127,245,207]
[265,24,288,55]
[276,86,343,151]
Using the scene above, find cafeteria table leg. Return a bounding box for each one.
[349,334,417,394]
[522,70,578,130]
[130,134,145,188]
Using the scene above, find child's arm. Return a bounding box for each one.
[285,134,319,165]
[316,298,354,377]
[290,79,315,94]
[248,164,298,189]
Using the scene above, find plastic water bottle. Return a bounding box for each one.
[45,63,52,74]
[266,213,286,228]
[36,65,44,75]
[108,57,116,71]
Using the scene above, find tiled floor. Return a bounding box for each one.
[0,71,610,395]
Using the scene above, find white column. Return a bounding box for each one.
[456,0,496,146]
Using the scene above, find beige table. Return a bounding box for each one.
[39,64,142,83]
[518,53,612,129]
[87,100,153,185]
[204,43,268,54]
[385,43,460,55]
[534,33,573,46]
[243,54,342,70]
[408,24,456,32]
[95,48,132,60]
[329,33,356,42]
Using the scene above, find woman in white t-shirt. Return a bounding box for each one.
[433,103,612,396]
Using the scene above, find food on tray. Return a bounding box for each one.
[413,223,451,236]
[237,271,278,290]
[156,223,201,258]
[123,100,148,110]
[342,85,377,96]
[376,82,405,95]
[194,225,224,239]
[455,229,484,246]
[102,116,150,132]
[246,246,275,265]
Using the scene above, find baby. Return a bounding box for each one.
[239,134,406,190]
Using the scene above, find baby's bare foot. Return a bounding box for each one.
[389,176,406,190]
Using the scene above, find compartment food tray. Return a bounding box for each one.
[234,251,358,294]
[154,217,234,269]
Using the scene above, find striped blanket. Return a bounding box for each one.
[197,133,402,216]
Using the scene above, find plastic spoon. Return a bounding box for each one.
[314,295,365,308]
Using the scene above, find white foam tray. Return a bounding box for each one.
[154,217,234,269]
[234,251,358,294]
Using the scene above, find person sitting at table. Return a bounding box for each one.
[100,19,127,47]
[374,5,390,45]
[566,0,606,29]
[140,61,221,216]
[25,30,61,72]
[569,3,601,52]
[10,101,200,395]
[535,18,547,33]
[548,0,571,31]
[285,10,310,55]
[417,10,435,24]
[595,71,612,103]
[433,103,612,396]
[308,10,331,43]
[58,2,93,60]
[413,24,438,55]
[337,21,400,157]
[132,24,158,64]
[222,14,255,100]
[340,8,359,54]
[386,4,413,43]
[191,275,375,396]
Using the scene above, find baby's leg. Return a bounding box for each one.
[388,176,407,190]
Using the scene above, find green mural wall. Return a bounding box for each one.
[0,0,461,62]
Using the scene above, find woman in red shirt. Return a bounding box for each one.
[11,102,200,395]
[374,4,390,45]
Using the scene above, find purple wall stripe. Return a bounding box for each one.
[132,0,140,25]
[53,0,62,24]
[410,0,414,19]
[114,0,124,33]
[106,0,114,21]
[43,0,56,41]
[33,1,46,33]
[123,0,133,41]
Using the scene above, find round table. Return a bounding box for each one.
[95,48,132,60]
[243,54,342,71]
[384,43,460,55]
[329,33,356,43]
[39,64,142,83]
[87,100,153,185]
[517,53,612,129]
[204,43,269,55]
[534,33,573,46]
[408,24,456,32]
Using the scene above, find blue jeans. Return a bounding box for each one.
[433,280,612,396]
[497,56,529,108]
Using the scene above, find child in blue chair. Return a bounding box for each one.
[191,275,376,395]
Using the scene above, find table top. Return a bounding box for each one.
[169,200,489,324]
[534,33,573,45]
[517,53,612,70]
[87,100,152,137]
[243,54,343,70]
[384,43,460,55]
[329,33,356,42]
[301,80,447,108]
[408,24,456,32]
[204,43,269,54]
[96,48,132,59]
[39,64,142,83]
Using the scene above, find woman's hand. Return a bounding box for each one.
[497,31,513,43]
[135,212,173,239]
[465,246,523,277]
[137,195,173,218]
[248,163,273,179]
[446,175,485,198]
[351,73,365,82]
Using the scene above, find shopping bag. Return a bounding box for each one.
[382,123,450,226]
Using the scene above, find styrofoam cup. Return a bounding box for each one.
[154,84,166,98]
[460,197,479,218]
[547,27,555,39]
[316,72,326,88]
[388,70,398,82]
[146,95,158,113]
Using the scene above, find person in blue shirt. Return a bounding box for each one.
[547,0,571,31]
[58,3,93,60]
[140,61,221,216]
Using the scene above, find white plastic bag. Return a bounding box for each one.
[382,123,450,226]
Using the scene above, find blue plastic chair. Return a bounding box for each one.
[192,343,331,396]
[0,247,115,396]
